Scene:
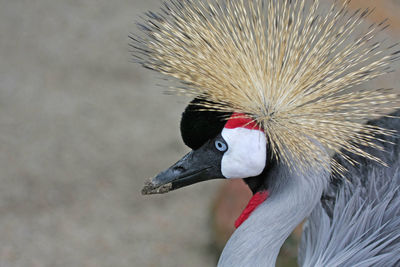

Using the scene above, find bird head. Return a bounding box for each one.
[142,98,270,195]
[136,0,399,195]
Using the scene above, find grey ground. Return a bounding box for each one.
[0,0,399,267]
[0,1,220,266]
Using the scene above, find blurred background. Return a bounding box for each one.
[0,0,399,266]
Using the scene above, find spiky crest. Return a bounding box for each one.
[132,0,400,174]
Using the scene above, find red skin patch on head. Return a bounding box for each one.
[235,190,269,228]
[225,113,263,131]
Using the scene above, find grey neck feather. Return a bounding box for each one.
[218,162,330,267]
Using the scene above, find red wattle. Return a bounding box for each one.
[225,113,263,131]
[234,190,269,228]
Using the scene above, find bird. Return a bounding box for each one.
[132,0,400,265]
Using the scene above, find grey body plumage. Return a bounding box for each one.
[300,111,400,266]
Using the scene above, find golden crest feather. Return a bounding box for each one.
[132,0,400,173]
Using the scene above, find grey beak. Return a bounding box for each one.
[142,141,224,195]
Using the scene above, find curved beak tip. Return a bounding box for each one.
[141,177,173,195]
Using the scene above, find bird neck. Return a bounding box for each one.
[218,162,329,267]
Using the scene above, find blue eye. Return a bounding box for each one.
[215,140,227,152]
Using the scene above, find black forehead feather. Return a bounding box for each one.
[180,98,232,150]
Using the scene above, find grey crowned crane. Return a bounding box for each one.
[132,0,400,265]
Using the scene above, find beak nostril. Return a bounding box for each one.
[173,166,186,173]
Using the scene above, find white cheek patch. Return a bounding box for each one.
[221,128,267,179]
